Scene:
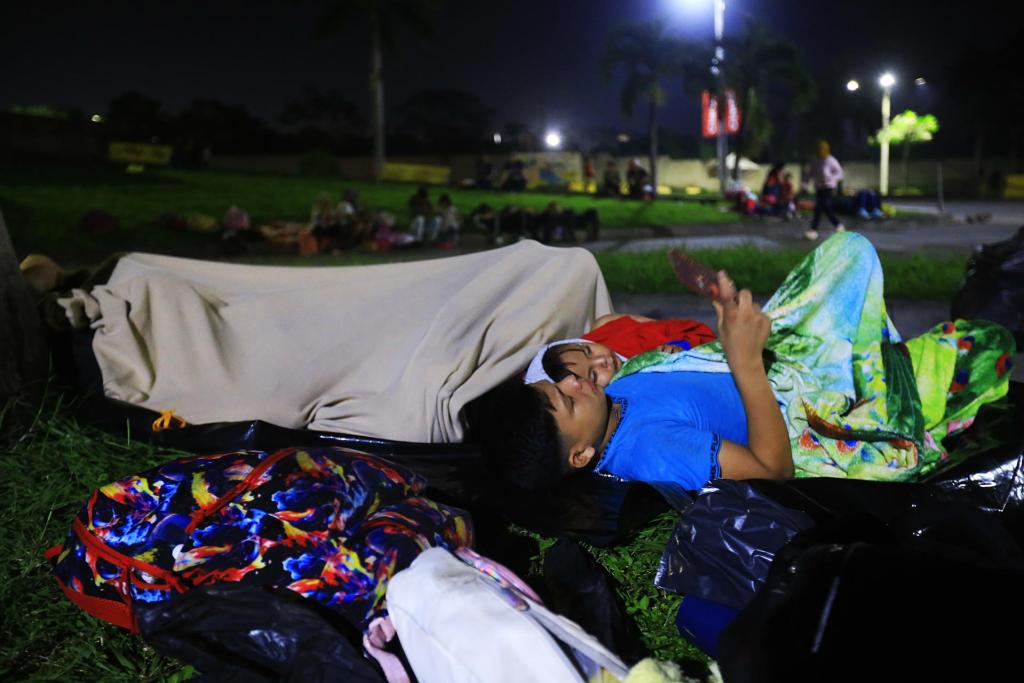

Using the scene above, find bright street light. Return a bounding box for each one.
[493,132,502,144]
[544,131,562,149]
[846,80,860,92]
[915,77,927,86]
[878,72,896,196]
[675,0,727,193]
[90,114,103,123]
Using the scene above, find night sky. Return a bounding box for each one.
[3,0,1021,139]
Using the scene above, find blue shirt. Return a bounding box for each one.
[598,371,749,497]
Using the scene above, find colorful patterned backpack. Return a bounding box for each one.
[47,446,473,633]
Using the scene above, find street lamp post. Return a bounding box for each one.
[878,72,895,196]
[713,0,727,194]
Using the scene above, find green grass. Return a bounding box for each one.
[1,395,703,681]
[586,514,701,664]
[514,516,708,670]
[0,395,194,682]
[596,245,966,300]
[223,242,965,302]
[0,162,732,263]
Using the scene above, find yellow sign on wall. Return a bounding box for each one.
[1006,174,1024,199]
[382,162,450,185]
[108,141,173,165]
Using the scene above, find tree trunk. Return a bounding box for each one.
[902,142,910,189]
[731,90,746,182]
[647,98,658,190]
[369,7,385,182]
[732,122,744,182]
[1009,127,1021,173]
[973,128,986,178]
[0,208,48,418]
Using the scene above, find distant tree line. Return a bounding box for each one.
[13,11,1020,177]
[94,88,702,161]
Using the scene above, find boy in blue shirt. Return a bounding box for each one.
[480,273,794,496]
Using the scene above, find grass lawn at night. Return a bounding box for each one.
[236,244,967,302]
[0,162,732,263]
[595,246,967,301]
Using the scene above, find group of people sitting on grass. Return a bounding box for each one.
[474,157,528,192]
[600,159,654,200]
[405,187,461,248]
[305,189,374,251]
[310,186,603,252]
[469,201,600,245]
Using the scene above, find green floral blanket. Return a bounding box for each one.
[615,232,1016,480]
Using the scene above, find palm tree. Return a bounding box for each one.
[715,20,815,176]
[602,22,701,188]
[317,0,441,181]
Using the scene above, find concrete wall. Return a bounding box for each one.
[208,151,1012,196]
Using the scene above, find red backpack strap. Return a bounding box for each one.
[52,574,137,632]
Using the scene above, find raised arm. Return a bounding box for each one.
[713,274,793,480]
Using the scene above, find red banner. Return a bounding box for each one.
[701,91,719,138]
[724,89,741,134]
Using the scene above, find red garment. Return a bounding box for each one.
[582,316,716,358]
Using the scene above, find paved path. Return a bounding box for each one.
[588,219,1020,255]
[888,199,1024,226]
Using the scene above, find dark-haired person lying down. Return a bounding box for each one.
[481,233,1015,499]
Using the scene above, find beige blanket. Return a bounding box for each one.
[60,241,613,442]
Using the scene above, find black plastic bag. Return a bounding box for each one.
[718,505,1024,682]
[491,474,669,547]
[135,585,385,683]
[657,381,1024,610]
[923,382,1024,536]
[951,225,1024,344]
[655,479,814,609]
[542,538,649,665]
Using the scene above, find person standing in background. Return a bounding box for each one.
[804,141,846,240]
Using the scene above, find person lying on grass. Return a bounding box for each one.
[481,232,1015,497]
[522,314,716,387]
[19,241,613,443]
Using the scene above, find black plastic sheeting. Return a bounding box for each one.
[542,538,649,665]
[135,585,386,683]
[72,391,667,547]
[655,480,814,609]
[655,382,1024,611]
[951,225,1024,345]
[717,504,1024,682]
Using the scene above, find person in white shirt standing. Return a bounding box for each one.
[803,141,846,240]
